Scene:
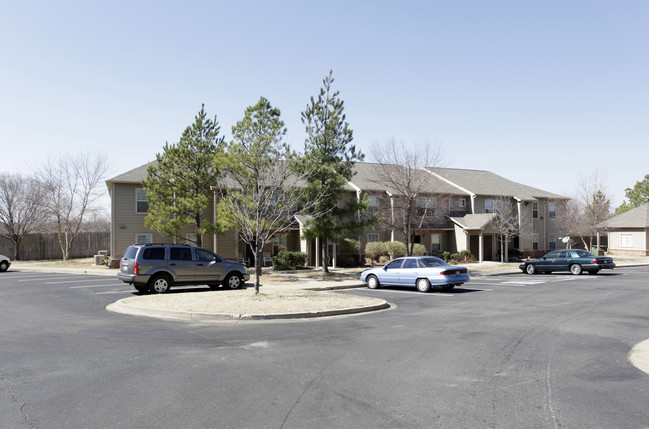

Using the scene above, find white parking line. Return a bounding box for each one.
[70,283,120,288]
[47,278,116,285]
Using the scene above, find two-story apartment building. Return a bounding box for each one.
[106,162,567,266]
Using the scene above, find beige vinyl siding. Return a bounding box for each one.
[608,229,648,255]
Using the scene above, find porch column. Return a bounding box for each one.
[479,232,484,263]
[504,236,509,263]
[596,231,601,253]
[332,243,337,268]
[315,237,320,268]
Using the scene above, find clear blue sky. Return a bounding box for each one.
[2,1,647,209]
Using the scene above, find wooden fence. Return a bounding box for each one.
[0,232,110,260]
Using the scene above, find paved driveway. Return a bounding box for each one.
[1,268,649,428]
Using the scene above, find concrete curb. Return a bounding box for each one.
[106,297,390,322]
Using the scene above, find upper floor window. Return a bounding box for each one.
[532,202,539,219]
[367,195,379,212]
[485,199,502,214]
[458,198,466,208]
[136,189,148,214]
[548,202,556,219]
[416,197,436,217]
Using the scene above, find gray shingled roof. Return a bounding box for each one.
[425,167,567,201]
[598,203,649,229]
[350,163,469,196]
[107,161,156,183]
[450,213,497,230]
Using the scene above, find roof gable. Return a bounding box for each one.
[599,203,649,229]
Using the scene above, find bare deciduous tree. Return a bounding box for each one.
[559,171,611,250]
[488,196,531,262]
[0,173,47,260]
[35,153,109,260]
[368,139,446,255]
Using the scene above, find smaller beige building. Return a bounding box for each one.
[598,203,649,256]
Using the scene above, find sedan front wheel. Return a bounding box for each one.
[525,264,536,275]
[366,275,380,289]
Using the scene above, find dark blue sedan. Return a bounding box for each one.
[519,249,615,275]
[360,256,470,292]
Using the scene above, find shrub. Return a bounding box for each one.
[386,241,406,259]
[339,238,360,256]
[411,243,427,256]
[365,242,388,265]
[442,251,451,262]
[272,251,307,270]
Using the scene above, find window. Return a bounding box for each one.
[385,259,403,269]
[620,233,633,247]
[548,233,556,250]
[367,195,379,212]
[273,234,287,254]
[485,199,502,214]
[403,259,418,269]
[416,197,436,217]
[170,247,192,261]
[532,202,539,219]
[136,234,152,245]
[186,234,198,245]
[136,189,148,214]
[431,234,441,252]
[548,202,556,219]
[143,247,165,260]
[367,233,380,243]
[196,248,218,261]
[532,233,539,250]
[458,198,466,208]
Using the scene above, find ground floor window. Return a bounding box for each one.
[548,233,556,250]
[367,233,380,243]
[431,233,441,252]
[273,234,287,255]
[620,233,633,247]
[532,233,539,250]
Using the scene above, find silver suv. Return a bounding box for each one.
[117,244,250,294]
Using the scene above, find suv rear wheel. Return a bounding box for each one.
[149,274,172,293]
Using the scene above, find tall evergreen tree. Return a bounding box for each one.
[300,71,366,272]
[615,174,649,215]
[143,105,226,246]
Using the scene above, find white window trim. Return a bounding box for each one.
[620,233,633,248]
[367,233,380,243]
[136,234,152,244]
[136,188,148,214]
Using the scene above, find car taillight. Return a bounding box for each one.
[133,263,139,275]
[441,268,467,275]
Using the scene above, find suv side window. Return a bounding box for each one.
[195,249,218,262]
[170,247,192,261]
[143,247,165,260]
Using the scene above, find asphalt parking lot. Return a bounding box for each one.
[1,267,649,428]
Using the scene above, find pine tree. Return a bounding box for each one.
[300,71,366,272]
[143,105,226,246]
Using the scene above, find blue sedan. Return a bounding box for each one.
[519,249,615,275]
[360,256,470,292]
